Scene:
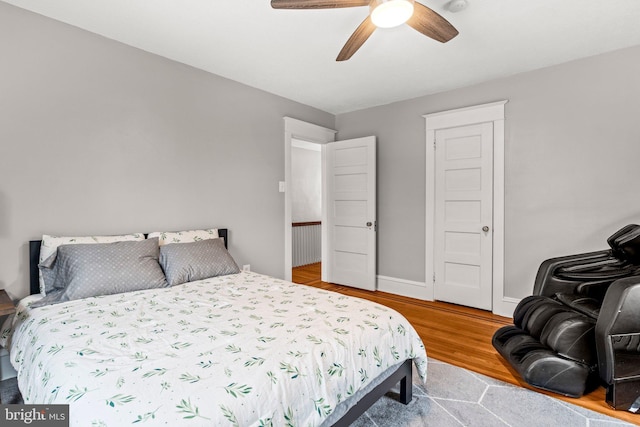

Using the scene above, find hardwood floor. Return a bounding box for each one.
[292,263,639,425]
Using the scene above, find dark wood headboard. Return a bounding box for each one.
[29,228,228,295]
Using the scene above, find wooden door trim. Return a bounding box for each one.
[424,101,513,317]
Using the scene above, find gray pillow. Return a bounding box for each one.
[39,238,168,303]
[159,238,240,286]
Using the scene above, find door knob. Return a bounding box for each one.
[482,226,490,232]
[366,222,372,227]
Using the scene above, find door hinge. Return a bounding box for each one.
[432,273,435,283]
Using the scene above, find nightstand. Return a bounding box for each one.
[0,289,17,402]
[0,289,14,317]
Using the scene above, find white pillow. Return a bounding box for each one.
[147,228,219,246]
[38,233,145,295]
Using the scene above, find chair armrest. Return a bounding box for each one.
[533,250,613,297]
[595,276,640,384]
[558,258,627,273]
[575,279,615,301]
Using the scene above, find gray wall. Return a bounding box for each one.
[2,1,638,304]
[0,2,334,299]
[336,45,640,299]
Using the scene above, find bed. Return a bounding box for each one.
[1,228,427,426]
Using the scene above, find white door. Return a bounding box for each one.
[324,136,376,290]
[434,123,493,309]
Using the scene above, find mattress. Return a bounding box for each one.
[2,271,427,426]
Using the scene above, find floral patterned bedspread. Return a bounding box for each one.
[4,271,427,427]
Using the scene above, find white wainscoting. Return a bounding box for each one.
[292,223,322,267]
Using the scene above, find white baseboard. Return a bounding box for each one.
[0,347,17,381]
[377,275,432,301]
[377,274,518,318]
[492,296,519,318]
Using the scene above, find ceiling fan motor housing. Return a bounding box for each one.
[370,0,415,28]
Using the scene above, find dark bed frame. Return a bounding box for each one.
[26,227,413,425]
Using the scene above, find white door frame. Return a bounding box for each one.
[283,117,336,282]
[424,101,515,317]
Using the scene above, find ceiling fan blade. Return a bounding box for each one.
[271,0,369,9]
[406,2,459,43]
[336,15,376,61]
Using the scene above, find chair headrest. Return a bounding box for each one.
[608,224,640,263]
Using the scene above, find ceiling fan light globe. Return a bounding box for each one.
[370,0,415,28]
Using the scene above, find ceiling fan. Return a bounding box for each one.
[270,0,459,61]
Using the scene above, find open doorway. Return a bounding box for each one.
[283,118,377,291]
[291,139,322,284]
[282,117,336,284]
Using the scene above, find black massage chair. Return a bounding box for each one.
[492,224,640,411]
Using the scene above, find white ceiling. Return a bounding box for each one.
[4,0,640,114]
